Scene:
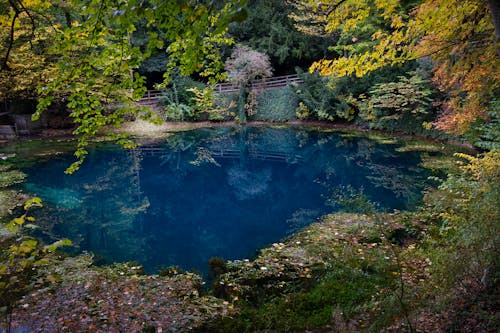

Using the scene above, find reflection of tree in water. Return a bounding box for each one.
[293,133,430,209]
[365,165,425,206]
[227,165,272,200]
[324,185,379,213]
[78,150,150,262]
[32,148,150,264]
[191,147,221,167]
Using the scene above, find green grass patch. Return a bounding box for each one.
[201,266,392,332]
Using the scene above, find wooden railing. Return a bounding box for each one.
[141,74,303,102]
[250,74,303,91]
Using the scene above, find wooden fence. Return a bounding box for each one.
[140,74,303,103]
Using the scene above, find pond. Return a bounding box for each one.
[19,126,439,276]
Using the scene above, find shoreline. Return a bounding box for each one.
[1,119,477,153]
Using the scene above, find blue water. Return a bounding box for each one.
[21,127,434,276]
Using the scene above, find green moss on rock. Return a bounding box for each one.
[0,168,26,188]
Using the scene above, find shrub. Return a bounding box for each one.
[188,86,238,121]
[158,74,205,121]
[249,86,297,122]
[357,72,437,133]
[293,71,356,121]
[424,151,500,291]
[295,102,310,120]
[161,103,194,121]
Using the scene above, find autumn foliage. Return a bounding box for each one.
[291,0,500,135]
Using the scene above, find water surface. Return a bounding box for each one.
[21,127,435,275]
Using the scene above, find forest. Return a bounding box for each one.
[0,0,499,332]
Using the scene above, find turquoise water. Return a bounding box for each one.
[22,127,435,276]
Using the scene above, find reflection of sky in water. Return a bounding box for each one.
[22,127,435,276]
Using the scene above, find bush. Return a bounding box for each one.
[293,71,356,121]
[161,103,194,121]
[357,72,437,134]
[249,86,297,122]
[424,151,500,291]
[189,86,237,121]
[158,74,205,121]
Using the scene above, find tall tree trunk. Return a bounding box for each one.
[488,0,500,56]
[238,85,247,123]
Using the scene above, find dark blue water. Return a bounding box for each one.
[21,127,434,276]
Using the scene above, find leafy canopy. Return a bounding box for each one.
[1,0,246,173]
[290,0,500,135]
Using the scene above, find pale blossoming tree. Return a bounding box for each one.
[224,45,273,122]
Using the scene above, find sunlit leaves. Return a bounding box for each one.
[0,0,57,99]
[424,150,500,291]
[290,0,412,77]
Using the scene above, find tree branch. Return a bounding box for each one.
[1,6,19,71]
[14,0,37,45]
[326,0,348,17]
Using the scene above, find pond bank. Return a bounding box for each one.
[6,212,423,332]
[1,119,477,153]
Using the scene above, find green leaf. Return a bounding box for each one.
[44,239,72,252]
[24,197,43,210]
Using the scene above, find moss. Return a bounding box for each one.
[0,189,27,218]
[0,165,28,218]
[395,140,447,153]
[364,133,398,145]
[1,139,76,169]
[0,168,26,188]
[419,152,461,173]
[200,212,411,332]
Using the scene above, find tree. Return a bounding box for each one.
[225,45,273,86]
[359,71,436,133]
[289,0,500,136]
[1,0,247,172]
[224,45,273,122]
[228,0,333,73]
[0,0,58,100]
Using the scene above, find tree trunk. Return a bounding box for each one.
[238,85,247,123]
[488,0,500,56]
